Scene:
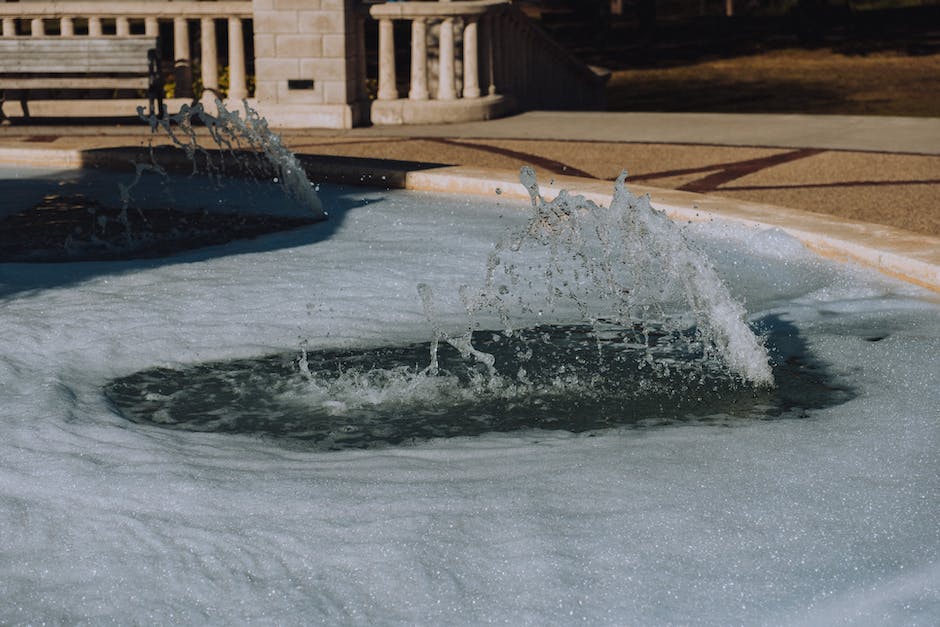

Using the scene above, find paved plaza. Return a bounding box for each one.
[2,111,939,238]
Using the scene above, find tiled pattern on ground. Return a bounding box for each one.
[286,136,940,237]
[1,127,938,237]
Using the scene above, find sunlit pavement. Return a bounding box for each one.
[2,110,939,236]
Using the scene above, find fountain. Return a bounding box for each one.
[0,101,326,263]
[142,100,326,220]
[1,105,937,624]
[94,108,790,448]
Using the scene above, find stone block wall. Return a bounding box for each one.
[251,0,362,127]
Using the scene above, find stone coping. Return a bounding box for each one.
[370,95,513,126]
[1,144,938,294]
[369,0,508,19]
[0,1,252,18]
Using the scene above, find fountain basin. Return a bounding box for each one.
[0,160,937,624]
[3,143,939,291]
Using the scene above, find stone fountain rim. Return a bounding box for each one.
[1,145,938,294]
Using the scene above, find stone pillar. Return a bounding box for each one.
[462,18,480,99]
[227,17,248,100]
[2,18,14,37]
[145,17,159,38]
[88,17,103,37]
[60,17,74,37]
[437,17,456,100]
[200,18,219,103]
[30,18,43,36]
[173,17,194,98]
[116,17,130,37]
[409,18,429,101]
[377,17,397,101]
[251,0,363,128]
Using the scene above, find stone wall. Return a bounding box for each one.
[251,0,363,128]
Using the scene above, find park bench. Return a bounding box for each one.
[0,36,163,122]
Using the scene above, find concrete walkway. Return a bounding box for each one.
[1,111,939,237]
[301,111,940,155]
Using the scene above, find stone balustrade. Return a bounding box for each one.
[489,4,609,112]
[367,0,511,125]
[0,0,605,127]
[0,1,253,103]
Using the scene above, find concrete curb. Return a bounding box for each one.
[3,145,939,294]
[399,166,940,294]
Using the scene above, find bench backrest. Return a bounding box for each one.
[0,37,157,75]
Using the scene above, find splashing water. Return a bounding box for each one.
[0,102,323,262]
[427,167,774,387]
[106,168,781,447]
[139,99,324,219]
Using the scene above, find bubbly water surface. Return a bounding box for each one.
[102,166,787,448]
[1,167,938,624]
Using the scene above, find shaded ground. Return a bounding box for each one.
[537,4,940,116]
[607,48,940,116]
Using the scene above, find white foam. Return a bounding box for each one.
[0,170,938,624]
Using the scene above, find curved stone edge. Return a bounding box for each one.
[400,166,940,295]
[370,95,514,126]
[1,146,938,294]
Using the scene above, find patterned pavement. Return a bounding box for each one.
[2,111,939,236]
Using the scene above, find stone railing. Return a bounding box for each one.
[0,1,253,103]
[366,0,606,125]
[367,0,510,124]
[0,0,606,126]
[491,4,608,112]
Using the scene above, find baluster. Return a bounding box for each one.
[173,17,194,98]
[482,13,495,96]
[409,18,429,101]
[89,17,103,37]
[521,26,530,103]
[200,17,219,103]
[227,17,248,100]
[377,17,397,101]
[502,17,513,99]
[30,18,44,37]
[116,16,130,37]
[356,13,368,101]
[60,17,74,37]
[437,17,456,100]
[3,18,17,37]
[145,17,159,37]
[462,17,480,99]
[173,17,190,66]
